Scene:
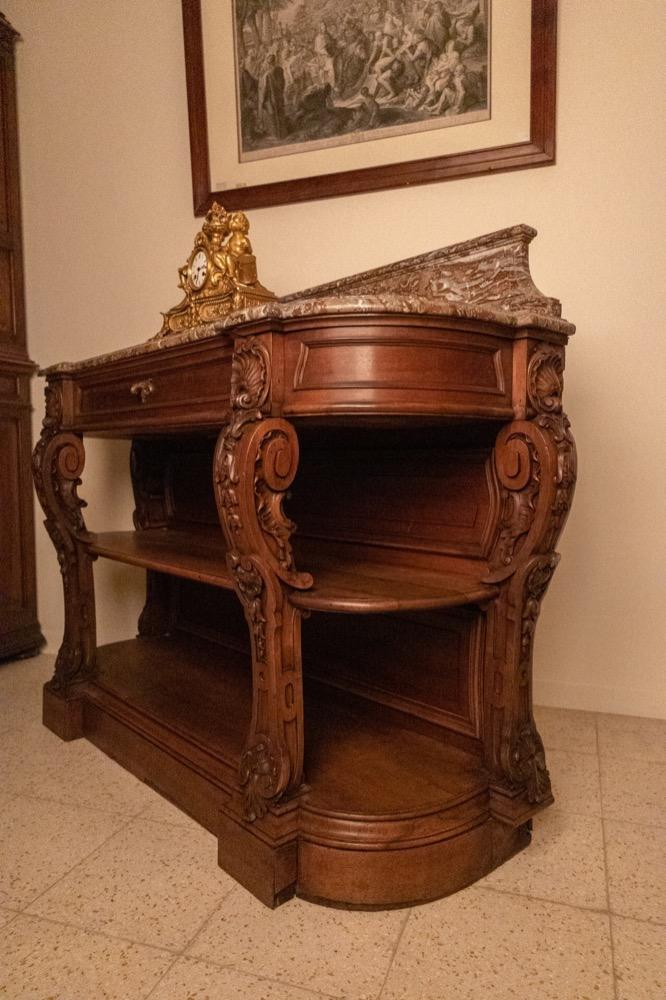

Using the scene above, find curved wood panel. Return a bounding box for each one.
[282,318,514,420]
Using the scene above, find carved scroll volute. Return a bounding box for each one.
[32,381,97,692]
[213,335,312,822]
[485,420,558,583]
[487,345,577,583]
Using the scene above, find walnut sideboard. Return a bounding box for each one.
[33,225,577,909]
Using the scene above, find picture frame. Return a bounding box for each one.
[182,0,557,215]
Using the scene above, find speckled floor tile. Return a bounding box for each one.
[381,886,613,1000]
[0,912,173,1000]
[605,820,666,923]
[548,747,602,815]
[27,817,235,950]
[0,653,52,732]
[137,789,202,829]
[533,705,599,754]
[0,795,127,908]
[600,756,666,826]
[481,809,607,909]
[0,719,159,817]
[187,886,406,998]
[598,713,666,763]
[149,956,336,1000]
[613,914,666,999]
[0,904,19,926]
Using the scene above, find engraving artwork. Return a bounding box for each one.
[233,0,489,160]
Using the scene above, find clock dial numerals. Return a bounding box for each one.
[189,250,208,290]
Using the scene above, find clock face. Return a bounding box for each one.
[189,250,208,290]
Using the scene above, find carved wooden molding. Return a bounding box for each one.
[32,382,97,691]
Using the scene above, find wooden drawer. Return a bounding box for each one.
[71,340,233,433]
[282,318,515,420]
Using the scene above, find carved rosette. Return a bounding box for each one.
[32,382,97,692]
[213,336,312,822]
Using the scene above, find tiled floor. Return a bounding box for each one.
[1,654,664,999]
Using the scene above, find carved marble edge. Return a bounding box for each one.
[282,224,544,300]
[41,295,574,376]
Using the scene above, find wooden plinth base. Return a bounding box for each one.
[42,634,544,909]
[43,684,85,741]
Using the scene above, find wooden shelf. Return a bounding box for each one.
[86,633,486,820]
[87,529,234,589]
[290,546,497,613]
[87,529,497,613]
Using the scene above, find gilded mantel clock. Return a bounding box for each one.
[158,201,275,336]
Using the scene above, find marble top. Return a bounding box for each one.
[43,225,574,376]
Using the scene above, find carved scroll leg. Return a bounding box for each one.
[32,423,96,740]
[214,413,312,824]
[504,555,559,800]
[231,554,305,821]
[485,396,576,823]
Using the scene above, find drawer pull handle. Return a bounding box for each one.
[130,379,155,404]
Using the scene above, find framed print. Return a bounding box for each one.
[182,0,556,214]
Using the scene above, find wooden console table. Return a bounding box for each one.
[34,224,576,908]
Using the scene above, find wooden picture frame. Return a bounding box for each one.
[182,0,557,215]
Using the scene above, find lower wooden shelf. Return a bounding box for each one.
[44,631,532,908]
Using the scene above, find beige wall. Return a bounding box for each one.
[5,0,666,717]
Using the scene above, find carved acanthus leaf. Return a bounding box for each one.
[519,556,559,686]
[214,338,271,542]
[536,412,577,552]
[239,736,280,822]
[506,721,551,804]
[227,553,267,663]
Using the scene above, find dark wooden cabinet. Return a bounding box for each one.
[34,224,576,908]
[0,13,43,660]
